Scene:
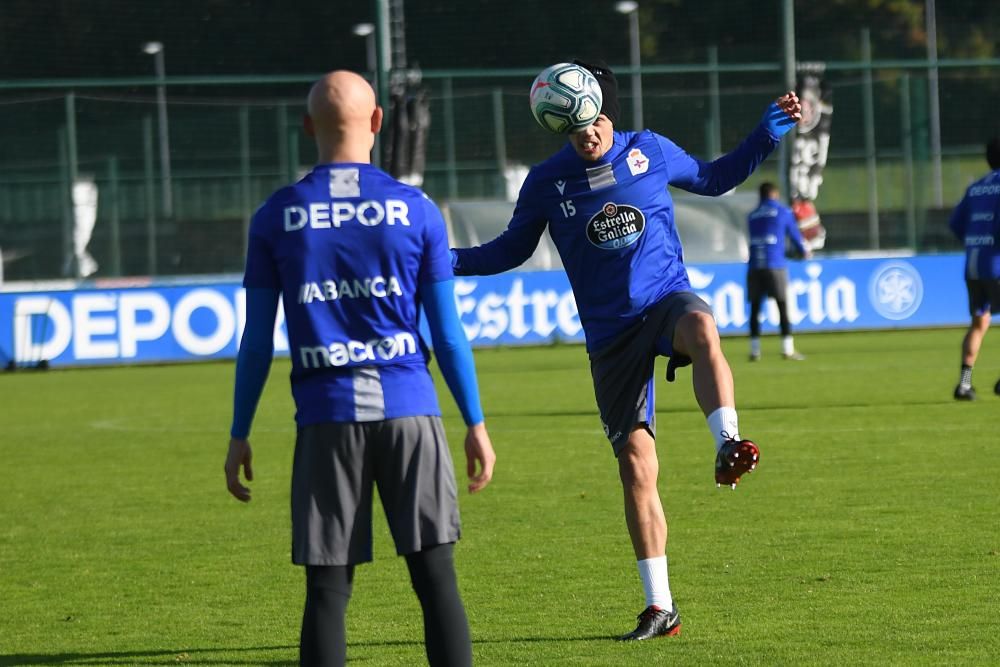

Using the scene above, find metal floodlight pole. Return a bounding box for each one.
[353,23,377,90]
[861,28,880,250]
[143,41,173,218]
[614,1,643,131]
[374,0,392,124]
[372,0,393,170]
[925,0,943,208]
[353,22,380,166]
[780,0,796,203]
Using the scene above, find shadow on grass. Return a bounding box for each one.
[1,635,616,665]
[486,396,962,423]
[0,646,296,666]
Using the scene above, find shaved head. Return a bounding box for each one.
[305,70,381,164]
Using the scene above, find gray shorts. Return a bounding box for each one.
[747,268,789,303]
[291,416,460,566]
[589,291,714,456]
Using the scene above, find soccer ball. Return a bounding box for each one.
[529,63,603,134]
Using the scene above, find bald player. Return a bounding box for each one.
[224,70,496,667]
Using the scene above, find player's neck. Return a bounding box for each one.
[316,137,374,165]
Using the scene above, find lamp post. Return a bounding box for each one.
[142,41,173,218]
[352,23,377,91]
[614,1,643,131]
[352,23,380,166]
[925,0,943,207]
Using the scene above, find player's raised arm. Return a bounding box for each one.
[419,278,496,493]
[666,91,802,195]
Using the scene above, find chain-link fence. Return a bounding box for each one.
[1,57,997,282]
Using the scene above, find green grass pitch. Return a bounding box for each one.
[1,327,998,665]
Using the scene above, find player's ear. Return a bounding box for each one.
[303,114,315,138]
[371,105,383,135]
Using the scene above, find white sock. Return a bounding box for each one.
[782,336,795,355]
[707,406,739,451]
[750,337,761,356]
[637,556,673,609]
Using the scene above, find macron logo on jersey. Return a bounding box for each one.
[283,200,411,231]
[298,332,417,369]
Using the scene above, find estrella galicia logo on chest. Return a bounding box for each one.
[586,202,645,250]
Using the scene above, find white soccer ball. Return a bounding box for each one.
[529,63,603,134]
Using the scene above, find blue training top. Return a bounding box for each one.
[235,162,482,432]
[747,198,807,270]
[949,169,1000,281]
[453,123,782,353]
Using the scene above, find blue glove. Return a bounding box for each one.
[761,101,797,139]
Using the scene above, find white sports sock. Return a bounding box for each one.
[637,556,673,609]
[707,406,739,451]
[782,336,795,355]
[750,337,761,356]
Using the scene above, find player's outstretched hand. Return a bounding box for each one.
[761,91,802,139]
[225,437,254,502]
[464,422,496,494]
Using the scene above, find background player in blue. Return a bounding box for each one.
[224,71,496,667]
[746,181,812,362]
[949,137,1000,400]
[452,59,800,641]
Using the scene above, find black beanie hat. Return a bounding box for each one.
[573,58,620,126]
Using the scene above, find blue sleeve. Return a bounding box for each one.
[418,195,455,284]
[451,174,548,276]
[948,195,968,241]
[230,287,280,438]
[419,279,484,426]
[656,126,779,196]
[783,206,808,255]
[242,208,280,289]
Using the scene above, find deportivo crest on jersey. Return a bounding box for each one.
[329,168,360,198]
[586,163,617,190]
[626,148,649,176]
[586,202,645,250]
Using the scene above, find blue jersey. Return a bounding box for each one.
[949,169,1000,280]
[747,198,806,270]
[243,163,453,425]
[453,125,779,352]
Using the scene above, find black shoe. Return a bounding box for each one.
[994,378,1000,396]
[617,604,681,641]
[954,384,976,401]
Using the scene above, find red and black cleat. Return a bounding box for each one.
[715,438,759,489]
[617,604,681,641]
